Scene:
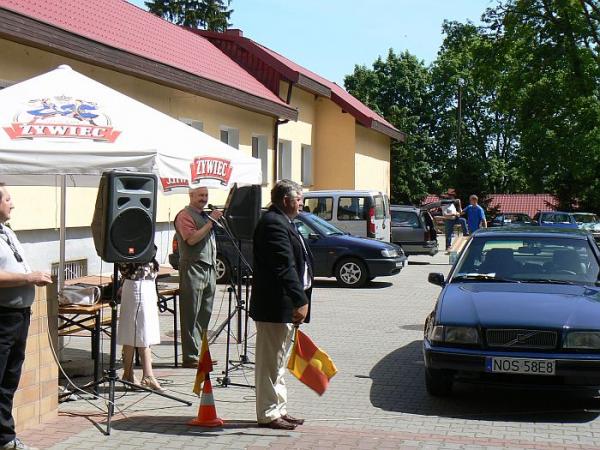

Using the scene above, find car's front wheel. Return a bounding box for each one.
[425,368,453,397]
[335,258,368,288]
[215,255,230,284]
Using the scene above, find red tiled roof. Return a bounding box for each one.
[486,194,559,218]
[252,42,404,140]
[0,0,288,108]
[421,194,559,218]
[194,29,404,141]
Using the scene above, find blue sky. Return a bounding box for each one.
[129,0,496,84]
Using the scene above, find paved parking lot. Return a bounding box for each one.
[20,251,600,449]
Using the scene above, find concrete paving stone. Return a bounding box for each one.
[22,248,600,449]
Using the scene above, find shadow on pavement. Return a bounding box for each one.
[369,340,600,423]
[313,279,393,289]
[110,415,280,437]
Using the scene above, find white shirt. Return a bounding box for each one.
[275,208,311,291]
[442,203,458,217]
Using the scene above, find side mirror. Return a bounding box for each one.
[308,233,320,240]
[428,272,445,287]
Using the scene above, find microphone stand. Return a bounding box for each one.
[206,210,255,389]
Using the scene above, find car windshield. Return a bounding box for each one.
[452,236,600,285]
[574,213,599,224]
[505,213,531,223]
[541,213,573,224]
[300,213,346,236]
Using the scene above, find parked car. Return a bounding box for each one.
[302,190,391,242]
[531,211,578,229]
[423,227,600,397]
[572,212,600,242]
[489,212,532,227]
[170,212,406,288]
[390,205,438,256]
[168,225,251,284]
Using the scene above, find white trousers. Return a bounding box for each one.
[254,322,295,423]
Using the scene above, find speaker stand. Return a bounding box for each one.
[83,265,192,435]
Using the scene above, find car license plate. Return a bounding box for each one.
[486,357,556,376]
[396,261,404,268]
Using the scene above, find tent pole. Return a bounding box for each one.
[58,175,66,293]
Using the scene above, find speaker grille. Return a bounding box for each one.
[110,209,153,259]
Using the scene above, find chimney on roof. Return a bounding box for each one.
[225,29,243,37]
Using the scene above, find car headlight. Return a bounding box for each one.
[381,249,398,258]
[427,325,479,344]
[563,332,600,350]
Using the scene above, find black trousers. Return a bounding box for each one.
[0,307,30,445]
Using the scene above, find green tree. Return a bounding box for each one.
[145,0,233,31]
[483,0,600,210]
[430,21,525,202]
[345,50,434,204]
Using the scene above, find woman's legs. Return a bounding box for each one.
[138,346,163,390]
[138,347,154,378]
[122,345,135,380]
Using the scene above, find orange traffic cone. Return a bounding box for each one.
[188,374,224,427]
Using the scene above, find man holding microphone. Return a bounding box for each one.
[174,186,222,368]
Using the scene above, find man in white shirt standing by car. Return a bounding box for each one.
[442,196,468,251]
[0,184,52,450]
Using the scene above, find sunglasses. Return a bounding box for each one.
[0,228,23,263]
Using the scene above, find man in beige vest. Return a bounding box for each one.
[174,187,222,367]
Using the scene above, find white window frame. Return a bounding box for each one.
[219,126,239,149]
[252,135,269,186]
[179,117,204,132]
[301,144,313,186]
[277,139,292,181]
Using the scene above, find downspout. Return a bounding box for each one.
[272,80,294,184]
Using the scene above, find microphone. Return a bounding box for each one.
[205,204,224,228]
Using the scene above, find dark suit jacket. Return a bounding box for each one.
[249,206,314,323]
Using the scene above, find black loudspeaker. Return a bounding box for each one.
[224,184,261,240]
[91,171,157,263]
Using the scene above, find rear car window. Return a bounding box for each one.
[338,197,370,221]
[392,211,420,228]
[374,195,385,220]
[542,213,571,224]
[304,197,333,220]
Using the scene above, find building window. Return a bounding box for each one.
[179,118,204,132]
[278,140,292,180]
[301,144,313,186]
[252,136,269,185]
[220,127,239,149]
[51,258,88,281]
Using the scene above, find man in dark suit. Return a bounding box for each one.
[250,180,313,430]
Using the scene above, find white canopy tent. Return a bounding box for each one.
[0,65,262,290]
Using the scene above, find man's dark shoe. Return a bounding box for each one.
[258,418,297,430]
[181,359,218,368]
[281,414,304,425]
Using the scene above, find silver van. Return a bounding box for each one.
[302,190,391,242]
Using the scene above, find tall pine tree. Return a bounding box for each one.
[145,0,233,31]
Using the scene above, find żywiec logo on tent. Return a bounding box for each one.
[160,177,189,192]
[191,157,233,186]
[3,96,121,142]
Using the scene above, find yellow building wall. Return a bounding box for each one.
[0,38,274,230]
[312,97,356,190]
[355,125,391,195]
[277,82,315,186]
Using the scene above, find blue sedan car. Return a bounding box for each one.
[424,227,600,396]
[171,212,406,288]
